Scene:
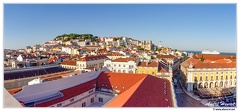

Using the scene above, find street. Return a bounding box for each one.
[174,72,205,107]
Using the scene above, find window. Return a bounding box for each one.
[142,71,144,74]
[123,65,125,67]
[147,71,149,74]
[119,64,121,67]
[91,98,94,103]
[211,76,213,81]
[216,76,218,80]
[200,77,202,81]
[82,102,86,107]
[99,98,103,102]
[102,84,104,86]
[70,98,74,102]
[226,75,228,80]
[194,77,197,81]
[118,70,121,72]
[57,103,62,107]
[152,72,154,75]
[226,72,228,74]
[221,76,223,80]
[114,64,116,67]
[205,76,208,81]
[230,75,232,79]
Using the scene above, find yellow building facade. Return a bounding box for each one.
[181,55,236,92]
[136,61,158,76]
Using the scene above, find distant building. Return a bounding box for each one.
[104,57,139,73]
[60,60,77,69]
[77,55,108,71]
[141,40,153,50]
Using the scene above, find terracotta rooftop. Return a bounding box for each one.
[159,66,168,72]
[79,55,108,61]
[193,54,236,61]
[137,61,158,67]
[112,57,137,62]
[105,73,172,107]
[194,62,236,68]
[156,54,176,59]
[105,52,124,56]
[60,60,77,66]
[182,57,236,69]
[8,88,22,95]
[97,72,147,94]
[33,71,172,107]
[48,57,59,63]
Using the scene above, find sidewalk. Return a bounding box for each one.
[179,80,201,101]
[178,80,214,107]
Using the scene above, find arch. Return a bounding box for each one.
[204,82,208,88]
[215,82,218,88]
[193,83,198,90]
[199,83,203,88]
[224,81,228,88]
[118,70,121,73]
[220,81,223,87]
[210,82,214,88]
[122,70,126,73]
[129,70,133,74]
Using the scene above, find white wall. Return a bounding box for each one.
[13,68,110,103]
[49,89,115,107]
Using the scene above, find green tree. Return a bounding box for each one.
[138,47,144,50]
[157,48,162,52]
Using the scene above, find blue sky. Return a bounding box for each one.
[4,4,236,52]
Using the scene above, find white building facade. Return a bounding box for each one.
[104,58,139,73]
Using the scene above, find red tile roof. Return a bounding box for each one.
[194,62,236,68]
[104,52,124,56]
[78,55,108,61]
[157,54,176,59]
[97,72,147,94]
[106,74,172,107]
[182,56,236,69]
[60,60,77,66]
[193,54,236,61]
[35,79,97,107]
[112,58,137,62]
[8,88,22,95]
[137,61,158,67]
[48,57,59,63]
[159,66,168,72]
[34,72,172,107]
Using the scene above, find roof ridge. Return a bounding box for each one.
[106,75,147,107]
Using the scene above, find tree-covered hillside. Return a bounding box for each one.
[54,33,99,42]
